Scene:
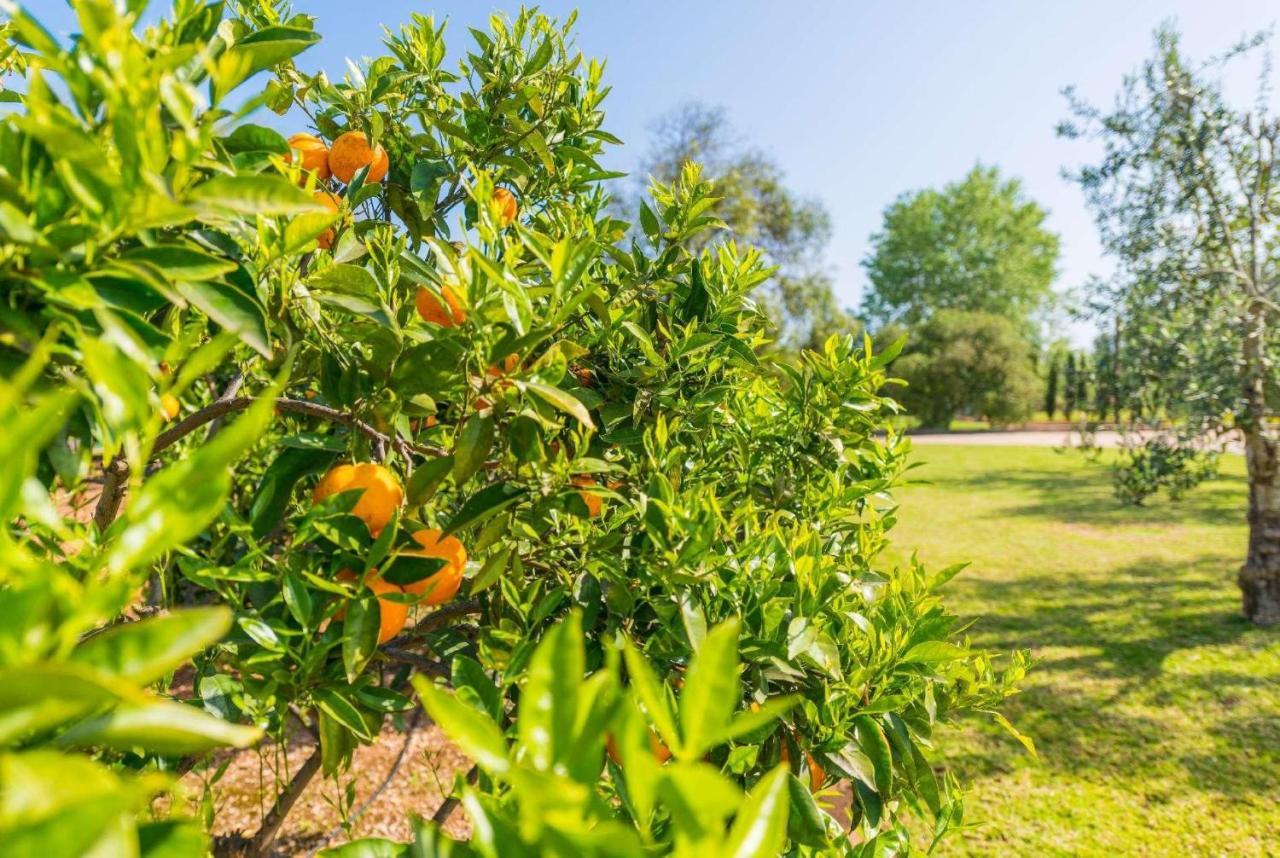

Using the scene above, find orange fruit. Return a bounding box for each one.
[313,463,403,536]
[336,570,408,644]
[286,132,331,182]
[329,131,388,184]
[804,750,825,792]
[160,394,180,420]
[605,729,671,765]
[415,283,466,327]
[486,353,520,378]
[400,528,467,604]
[492,187,518,226]
[571,475,603,518]
[314,190,343,249]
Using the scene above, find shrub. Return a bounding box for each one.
[0,2,1028,855]
[894,310,1040,428]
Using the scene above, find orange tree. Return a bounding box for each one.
[0,2,1030,855]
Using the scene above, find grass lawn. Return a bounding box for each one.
[885,446,1280,857]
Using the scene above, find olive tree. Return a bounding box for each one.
[1062,26,1280,624]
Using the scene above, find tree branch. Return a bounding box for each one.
[431,764,479,828]
[246,746,323,858]
[92,395,447,532]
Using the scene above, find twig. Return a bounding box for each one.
[246,746,323,858]
[92,395,446,532]
[431,764,479,827]
[204,372,246,442]
[308,710,425,856]
[381,647,451,679]
[92,456,130,533]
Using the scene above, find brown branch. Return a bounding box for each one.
[92,456,130,533]
[92,395,447,532]
[246,746,323,858]
[381,647,451,679]
[431,764,479,828]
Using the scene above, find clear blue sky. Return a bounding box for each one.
[35,1,1280,342]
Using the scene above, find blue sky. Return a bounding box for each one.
[34,1,1280,342]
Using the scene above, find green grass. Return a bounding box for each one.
[885,446,1280,857]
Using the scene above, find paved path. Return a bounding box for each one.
[906,429,1245,454]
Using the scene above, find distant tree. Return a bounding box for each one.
[894,310,1040,428]
[639,103,853,350]
[1044,351,1060,419]
[861,165,1061,330]
[1063,351,1078,417]
[1074,352,1090,416]
[1062,25,1280,623]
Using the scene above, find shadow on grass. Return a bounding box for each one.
[943,552,1279,800]
[928,463,1246,529]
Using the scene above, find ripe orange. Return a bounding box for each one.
[400,528,467,604]
[804,750,825,791]
[314,190,343,249]
[286,132,331,182]
[605,729,672,765]
[571,475,603,517]
[313,463,403,536]
[160,394,180,420]
[336,570,407,644]
[486,353,520,377]
[415,283,467,327]
[492,187,518,226]
[329,131,389,184]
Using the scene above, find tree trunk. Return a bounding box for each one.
[1239,296,1280,625]
[1240,429,1280,625]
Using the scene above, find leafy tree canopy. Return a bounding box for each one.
[861,165,1060,331]
[638,102,855,351]
[894,310,1041,428]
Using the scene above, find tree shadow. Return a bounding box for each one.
[941,554,1279,801]
[931,464,1246,529]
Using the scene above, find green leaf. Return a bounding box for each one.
[318,838,409,858]
[315,688,375,742]
[188,175,327,216]
[678,619,740,758]
[901,640,968,664]
[444,483,526,535]
[521,381,595,429]
[411,676,509,774]
[681,258,709,322]
[451,414,493,484]
[656,761,743,839]
[785,772,829,848]
[250,446,337,539]
[722,695,800,743]
[121,244,237,281]
[406,456,453,505]
[0,752,136,858]
[343,593,381,683]
[69,607,231,685]
[138,821,210,858]
[855,715,894,795]
[174,280,271,358]
[724,765,790,858]
[57,700,261,755]
[223,124,289,155]
[105,394,275,575]
[516,612,582,772]
[621,644,679,755]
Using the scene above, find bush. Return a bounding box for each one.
[0,2,1028,855]
[894,310,1040,428]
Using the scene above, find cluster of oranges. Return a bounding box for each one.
[313,463,467,644]
[286,130,389,249]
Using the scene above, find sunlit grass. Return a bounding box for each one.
[886,446,1280,857]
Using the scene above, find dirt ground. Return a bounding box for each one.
[188,719,473,856]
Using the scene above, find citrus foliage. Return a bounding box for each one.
[0,1,1027,854]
